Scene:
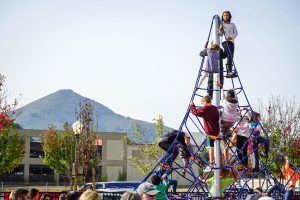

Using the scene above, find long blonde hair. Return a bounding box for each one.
[79,190,102,200]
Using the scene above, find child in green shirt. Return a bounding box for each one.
[151,175,167,200]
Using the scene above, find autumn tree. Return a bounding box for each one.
[42,123,75,185]
[257,96,300,173]
[76,99,100,184]
[124,115,169,175]
[42,98,100,186]
[0,74,25,176]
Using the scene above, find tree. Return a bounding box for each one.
[0,74,25,176]
[42,99,101,186]
[76,99,100,184]
[124,115,169,175]
[42,123,75,185]
[257,96,300,173]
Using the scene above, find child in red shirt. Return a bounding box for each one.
[190,95,220,168]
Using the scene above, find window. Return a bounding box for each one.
[29,165,54,182]
[30,136,44,158]
[0,165,24,182]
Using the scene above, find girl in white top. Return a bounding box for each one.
[220,88,239,164]
[219,11,238,78]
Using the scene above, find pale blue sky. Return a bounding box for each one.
[1,0,299,129]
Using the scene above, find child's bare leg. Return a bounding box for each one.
[223,147,229,164]
[209,148,214,164]
[199,72,208,87]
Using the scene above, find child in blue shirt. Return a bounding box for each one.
[249,112,270,172]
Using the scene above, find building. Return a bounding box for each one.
[0,129,193,186]
[0,129,130,185]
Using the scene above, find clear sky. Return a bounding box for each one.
[1,0,300,129]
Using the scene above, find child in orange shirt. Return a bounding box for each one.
[266,156,299,200]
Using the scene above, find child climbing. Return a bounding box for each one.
[249,112,270,172]
[266,156,299,200]
[179,135,204,176]
[219,11,238,78]
[220,89,239,165]
[179,135,194,176]
[199,42,226,98]
[151,175,167,200]
[235,110,250,170]
[158,166,178,194]
[190,95,220,171]
[158,130,191,166]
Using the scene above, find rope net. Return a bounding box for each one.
[140,15,299,200]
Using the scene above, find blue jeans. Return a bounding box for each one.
[159,140,179,164]
[267,184,294,200]
[252,134,270,168]
[167,179,178,193]
[285,189,294,200]
[222,41,235,71]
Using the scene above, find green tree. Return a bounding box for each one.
[42,123,75,184]
[42,99,101,186]
[0,74,25,176]
[124,115,169,175]
[0,122,25,176]
[257,96,300,174]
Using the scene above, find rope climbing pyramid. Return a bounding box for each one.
[139,15,300,200]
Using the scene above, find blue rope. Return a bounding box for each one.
[139,14,300,199]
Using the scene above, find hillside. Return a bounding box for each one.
[15,89,168,140]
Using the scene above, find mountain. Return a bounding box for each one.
[15,89,168,140]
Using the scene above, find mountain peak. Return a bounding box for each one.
[44,89,83,100]
[15,89,160,140]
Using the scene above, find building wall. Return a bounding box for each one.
[1,129,195,186]
[126,146,145,181]
[0,129,127,184]
[99,132,127,181]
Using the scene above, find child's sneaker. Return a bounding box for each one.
[227,71,238,78]
[203,165,213,172]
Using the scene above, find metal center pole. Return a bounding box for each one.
[213,14,221,197]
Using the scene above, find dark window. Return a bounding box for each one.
[29,165,54,183]
[30,137,44,158]
[96,145,102,159]
[0,165,24,183]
